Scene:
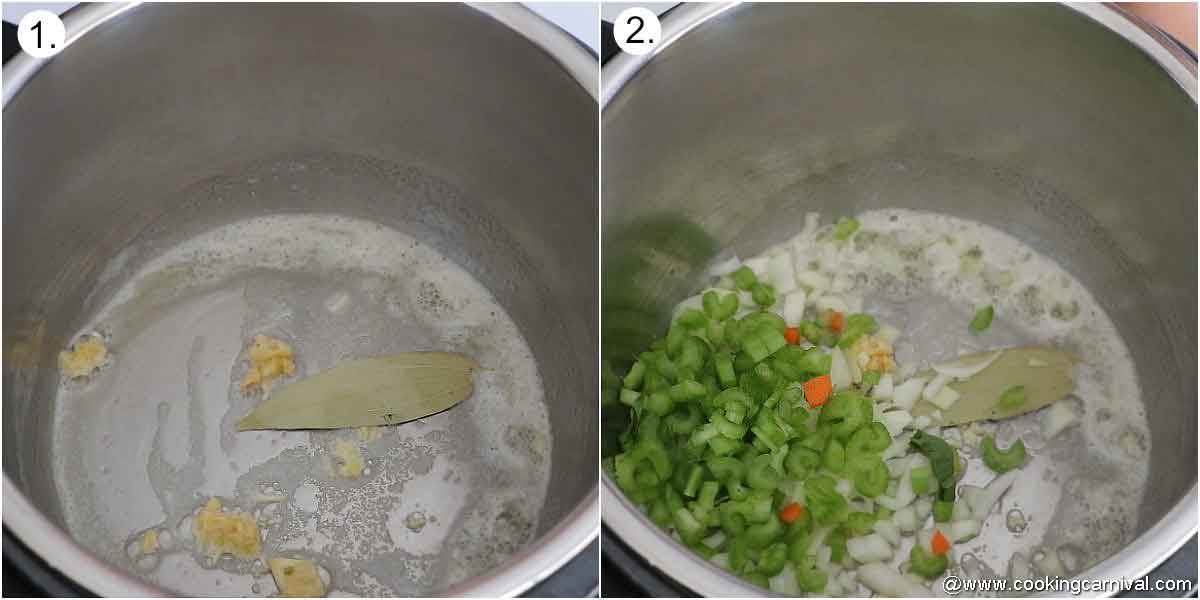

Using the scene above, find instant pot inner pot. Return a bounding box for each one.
[602,1,1195,585]
[4,4,596,596]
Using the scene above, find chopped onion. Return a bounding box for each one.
[948,519,981,542]
[893,506,918,533]
[835,478,854,497]
[880,410,913,437]
[951,499,974,522]
[767,253,795,292]
[768,563,800,595]
[913,497,933,521]
[928,386,961,410]
[872,374,895,399]
[816,544,833,569]
[782,289,807,324]
[968,470,1019,519]
[881,432,913,460]
[848,534,894,564]
[814,293,849,314]
[706,255,742,278]
[958,485,984,514]
[830,347,851,390]
[914,529,935,555]
[744,256,769,278]
[877,457,916,510]
[846,348,863,384]
[913,415,932,430]
[838,570,859,595]
[873,519,901,546]
[858,563,933,597]
[923,373,951,402]
[1043,400,1079,439]
[796,270,831,293]
[931,350,1002,379]
[892,378,927,411]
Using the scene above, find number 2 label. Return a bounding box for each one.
[614,8,661,56]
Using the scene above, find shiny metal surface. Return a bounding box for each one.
[4,2,598,597]
[601,3,1196,596]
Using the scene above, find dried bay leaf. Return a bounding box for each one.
[910,347,1076,426]
[238,352,479,431]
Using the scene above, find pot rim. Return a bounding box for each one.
[600,2,1197,597]
[2,2,599,597]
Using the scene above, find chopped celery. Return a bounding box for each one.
[751,282,777,307]
[833,217,860,240]
[970,305,994,332]
[910,466,933,495]
[980,435,1027,473]
[732,266,758,291]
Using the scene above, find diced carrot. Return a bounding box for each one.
[779,502,804,524]
[784,326,802,345]
[829,311,846,333]
[931,530,951,555]
[802,375,833,408]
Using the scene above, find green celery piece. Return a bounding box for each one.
[910,347,1075,425]
[970,305,995,332]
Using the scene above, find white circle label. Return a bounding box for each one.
[17,10,66,59]
[613,7,661,56]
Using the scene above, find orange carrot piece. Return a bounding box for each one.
[829,311,846,333]
[802,375,833,408]
[931,530,952,555]
[784,327,802,345]
[779,502,804,524]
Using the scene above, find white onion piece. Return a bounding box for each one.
[768,252,797,294]
[958,485,985,515]
[846,348,863,384]
[768,563,800,595]
[948,519,982,543]
[707,255,742,278]
[931,350,1003,379]
[835,477,854,497]
[923,373,952,401]
[796,270,831,293]
[858,563,933,598]
[928,386,961,410]
[847,534,894,564]
[914,497,933,522]
[1043,400,1079,439]
[880,410,913,437]
[914,529,935,555]
[968,470,1019,519]
[830,348,851,390]
[873,519,901,546]
[871,374,895,399]
[892,378,927,411]
[813,294,849,314]
[782,289,807,324]
[892,506,918,533]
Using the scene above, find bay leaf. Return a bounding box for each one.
[910,347,1076,426]
[238,352,479,431]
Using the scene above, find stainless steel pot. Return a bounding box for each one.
[4,3,597,596]
[602,3,1196,596]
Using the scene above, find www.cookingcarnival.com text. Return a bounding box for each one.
[941,574,1192,596]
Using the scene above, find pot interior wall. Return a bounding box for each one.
[603,2,1194,538]
[4,0,596,578]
